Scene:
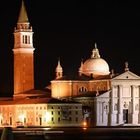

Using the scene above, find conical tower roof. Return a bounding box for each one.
[56,59,63,72]
[18,0,29,23]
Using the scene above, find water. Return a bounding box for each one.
[2,127,140,140]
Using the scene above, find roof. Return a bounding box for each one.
[111,70,140,80]
[18,0,29,23]
[73,90,108,98]
[0,89,80,105]
[52,74,110,81]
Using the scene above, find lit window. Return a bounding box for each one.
[78,87,87,92]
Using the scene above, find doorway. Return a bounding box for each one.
[123,109,128,123]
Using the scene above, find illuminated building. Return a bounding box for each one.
[0,0,140,128]
[0,0,83,127]
[52,42,140,126]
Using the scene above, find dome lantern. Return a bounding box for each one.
[91,43,100,58]
[81,43,110,77]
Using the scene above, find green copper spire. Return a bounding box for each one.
[18,0,29,23]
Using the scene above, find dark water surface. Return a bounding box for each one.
[2,127,140,140]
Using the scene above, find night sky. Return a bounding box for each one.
[0,1,140,96]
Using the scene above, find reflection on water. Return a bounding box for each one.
[2,127,140,140]
[14,133,140,140]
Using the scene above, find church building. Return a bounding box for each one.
[52,43,140,126]
[0,0,140,128]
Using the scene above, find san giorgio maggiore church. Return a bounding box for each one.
[0,0,140,128]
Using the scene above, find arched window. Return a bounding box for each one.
[78,87,87,92]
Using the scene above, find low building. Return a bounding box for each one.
[0,90,83,127]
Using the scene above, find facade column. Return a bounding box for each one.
[110,86,115,125]
[131,85,137,124]
[96,100,99,126]
[138,86,140,123]
[118,85,123,124]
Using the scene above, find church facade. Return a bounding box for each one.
[51,37,140,127]
[0,0,140,128]
[52,50,140,126]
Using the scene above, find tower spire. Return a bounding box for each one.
[56,59,63,79]
[18,0,29,23]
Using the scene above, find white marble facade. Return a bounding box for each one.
[96,70,140,126]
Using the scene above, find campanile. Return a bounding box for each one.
[13,0,35,95]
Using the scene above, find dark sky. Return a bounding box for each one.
[0,0,140,96]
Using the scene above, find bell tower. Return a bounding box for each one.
[13,0,35,95]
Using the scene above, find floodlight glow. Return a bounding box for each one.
[44,112,51,122]
[18,114,25,123]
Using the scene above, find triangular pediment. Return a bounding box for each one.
[112,71,140,80]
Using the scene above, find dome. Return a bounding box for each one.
[80,44,110,77]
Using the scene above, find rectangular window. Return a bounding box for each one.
[28,36,30,44]
[22,35,24,43]
[58,111,60,115]
[25,35,28,44]
[58,117,60,122]
[76,117,78,122]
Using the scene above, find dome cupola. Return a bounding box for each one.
[81,43,110,77]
